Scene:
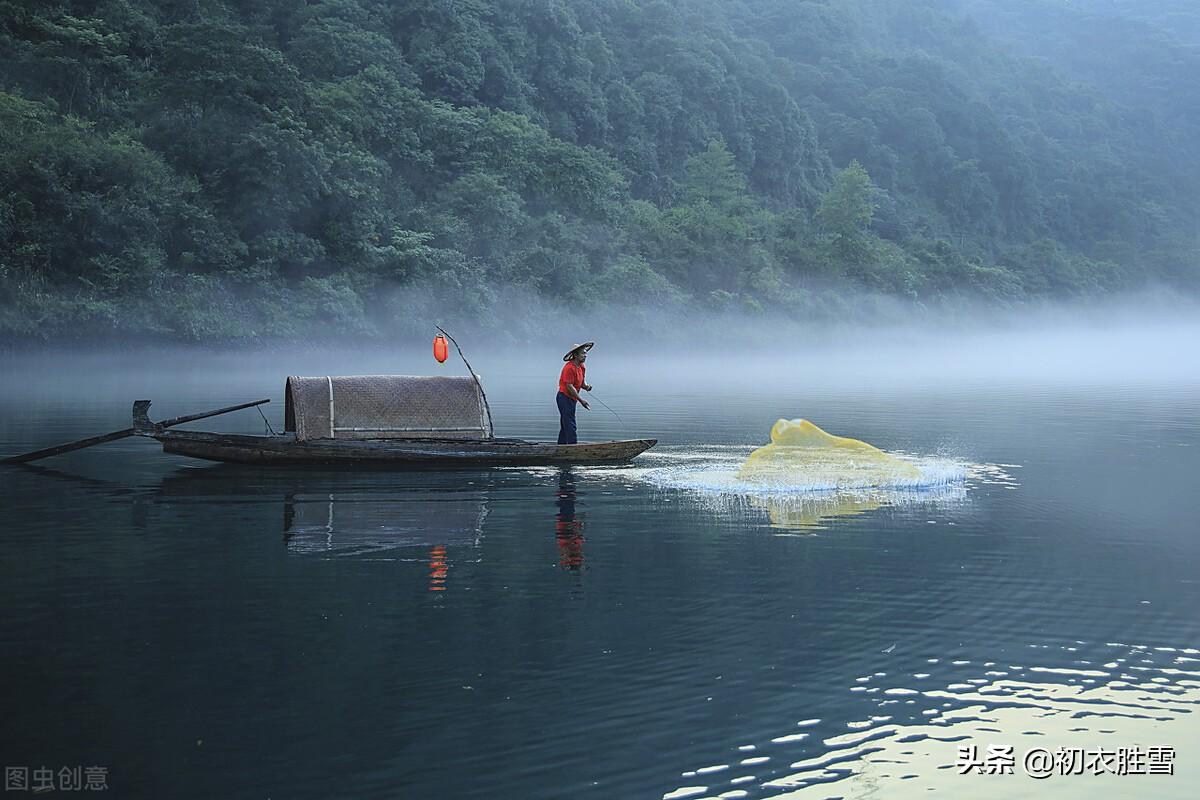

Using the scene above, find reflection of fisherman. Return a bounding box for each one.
[556,342,593,445]
[555,469,584,570]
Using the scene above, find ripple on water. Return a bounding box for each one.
[662,640,1200,800]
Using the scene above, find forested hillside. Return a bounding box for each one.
[2,0,1197,340]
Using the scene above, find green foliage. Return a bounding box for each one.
[818,160,877,261]
[683,140,750,211]
[0,0,1197,340]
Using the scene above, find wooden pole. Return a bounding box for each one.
[1,428,138,464]
[152,398,271,430]
[1,398,270,464]
[435,325,495,439]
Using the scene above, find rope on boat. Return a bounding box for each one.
[435,325,496,440]
[257,404,278,436]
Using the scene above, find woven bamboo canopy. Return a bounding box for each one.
[284,375,491,442]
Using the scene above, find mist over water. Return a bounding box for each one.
[5,297,1198,396]
[2,307,1199,799]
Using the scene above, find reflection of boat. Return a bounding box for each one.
[155,465,491,559]
[283,489,488,556]
[134,377,656,467]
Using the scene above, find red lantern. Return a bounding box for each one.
[433,334,449,363]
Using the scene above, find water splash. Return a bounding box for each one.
[642,456,969,495]
[614,419,1019,530]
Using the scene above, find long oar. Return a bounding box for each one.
[583,389,624,425]
[1,398,270,464]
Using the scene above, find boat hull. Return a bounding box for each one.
[151,430,657,467]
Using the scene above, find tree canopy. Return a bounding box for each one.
[1,0,1196,339]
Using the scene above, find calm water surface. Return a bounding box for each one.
[1,343,1198,799]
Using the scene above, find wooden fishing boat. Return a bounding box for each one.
[130,374,655,467]
[4,372,656,468]
[144,427,656,466]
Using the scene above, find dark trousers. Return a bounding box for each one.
[556,391,577,444]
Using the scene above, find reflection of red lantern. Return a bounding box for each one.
[433,334,449,363]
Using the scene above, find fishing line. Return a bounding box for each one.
[584,389,624,426]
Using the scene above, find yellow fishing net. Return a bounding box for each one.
[737,419,921,487]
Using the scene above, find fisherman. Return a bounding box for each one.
[556,342,593,444]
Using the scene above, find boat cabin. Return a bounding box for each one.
[284,375,492,441]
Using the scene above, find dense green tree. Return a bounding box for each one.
[682,139,748,211]
[818,161,876,262]
[0,0,1196,339]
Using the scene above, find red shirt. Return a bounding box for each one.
[558,362,585,400]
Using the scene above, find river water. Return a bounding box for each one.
[1,329,1198,799]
